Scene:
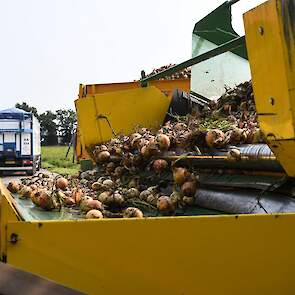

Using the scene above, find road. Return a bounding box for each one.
[1,169,51,186]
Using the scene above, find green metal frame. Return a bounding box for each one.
[193,0,247,59]
[140,35,245,86]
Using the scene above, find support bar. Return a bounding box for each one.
[140,35,245,86]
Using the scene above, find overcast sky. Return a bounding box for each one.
[0,0,265,113]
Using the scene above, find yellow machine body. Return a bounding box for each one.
[1,181,295,295]
[244,0,295,176]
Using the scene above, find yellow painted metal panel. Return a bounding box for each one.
[75,86,170,146]
[5,213,295,295]
[0,181,22,260]
[80,79,190,97]
[244,0,295,176]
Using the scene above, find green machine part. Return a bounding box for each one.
[141,1,251,99]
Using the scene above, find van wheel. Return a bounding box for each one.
[27,161,37,176]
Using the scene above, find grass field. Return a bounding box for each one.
[41,146,80,175]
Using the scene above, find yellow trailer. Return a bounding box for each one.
[1,1,295,294]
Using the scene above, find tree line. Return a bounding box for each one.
[15,102,77,146]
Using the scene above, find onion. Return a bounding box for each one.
[123,207,144,218]
[146,194,158,206]
[97,151,110,162]
[126,188,140,199]
[98,191,112,204]
[112,193,125,206]
[230,128,247,144]
[205,129,225,147]
[182,196,195,206]
[173,167,189,185]
[156,134,170,150]
[227,148,241,161]
[102,179,114,189]
[91,182,101,191]
[19,186,32,198]
[114,166,124,178]
[56,177,68,191]
[86,209,103,219]
[139,190,152,201]
[138,127,148,135]
[114,147,123,156]
[64,196,75,206]
[100,145,108,152]
[157,196,175,214]
[153,159,168,172]
[128,179,138,189]
[97,176,106,184]
[130,133,142,142]
[131,135,143,149]
[7,181,20,193]
[30,190,41,206]
[170,191,182,207]
[39,191,55,210]
[106,162,115,173]
[71,188,82,204]
[80,199,103,212]
[174,122,186,131]
[140,145,151,158]
[181,181,197,197]
[30,184,38,191]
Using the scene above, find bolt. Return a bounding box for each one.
[258,26,264,35]
[9,233,18,245]
[269,97,275,105]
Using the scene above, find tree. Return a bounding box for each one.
[39,111,58,145]
[15,102,39,119]
[56,109,77,144]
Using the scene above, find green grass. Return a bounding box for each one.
[41,146,80,175]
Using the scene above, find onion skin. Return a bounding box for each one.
[156,134,170,150]
[126,188,140,199]
[30,190,41,206]
[56,177,68,191]
[7,181,20,193]
[183,196,195,206]
[153,159,168,172]
[64,196,75,206]
[106,162,115,173]
[98,191,112,204]
[147,194,158,206]
[91,182,101,191]
[205,129,225,147]
[173,167,189,185]
[123,207,144,218]
[30,184,38,191]
[102,179,114,189]
[227,148,241,161]
[181,181,197,197]
[80,199,103,213]
[19,186,32,198]
[97,151,110,162]
[170,191,182,207]
[157,196,175,214]
[86,209,103,219]
[39,191,55,210]
[112,193,125,206]
[139,190,152,201]
[71,189,82,204]
[114,166,124,178]
[140,145,151,158]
